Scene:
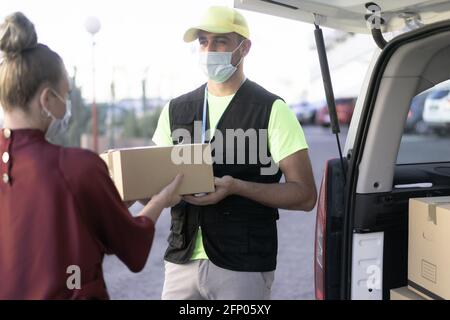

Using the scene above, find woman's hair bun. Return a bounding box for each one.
[0,12,38,57]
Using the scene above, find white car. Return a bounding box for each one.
[422,88,450,135]
[290,100,324,124]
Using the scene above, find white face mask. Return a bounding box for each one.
[199,40,245,83]
[43,88,72,140]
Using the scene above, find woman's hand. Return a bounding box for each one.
[138,174,184,208]
[139,174,184,224]
[152,174,184,208]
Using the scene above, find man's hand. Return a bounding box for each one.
[183,176,236,206]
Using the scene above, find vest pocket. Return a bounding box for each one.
[171,113,196,145]
[167,232,185,249]
[167,203,187,249]
[168,221,185,249]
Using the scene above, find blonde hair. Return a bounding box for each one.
[0,12,64,112]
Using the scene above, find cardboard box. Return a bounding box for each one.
[100,144,215,201]
[390,286,426,300]
[408,196,450,300]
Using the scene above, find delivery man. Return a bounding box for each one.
[152,6,317,300]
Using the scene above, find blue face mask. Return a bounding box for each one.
[199,40,245,83]
[44,88,72,140]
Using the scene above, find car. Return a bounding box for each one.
[290,100,323,124]
[422,88,450,135]
[315,97,356,127]
[236,0,450,300]
[404,91,430,134]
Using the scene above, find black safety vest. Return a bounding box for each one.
[164,79,282,272]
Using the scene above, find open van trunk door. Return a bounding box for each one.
[235,0,450,300]
[342,21,450,299]
[235,0,450,34]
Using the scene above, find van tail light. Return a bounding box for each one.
[314,162,329,300]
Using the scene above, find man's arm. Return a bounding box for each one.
[183,149,317,212]
[235,149,317,211]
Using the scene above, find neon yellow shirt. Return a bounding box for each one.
[152,91,308,260]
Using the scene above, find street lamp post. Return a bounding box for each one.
[84,16,101,153]
[142,67,149,114]
[110,71,116,149]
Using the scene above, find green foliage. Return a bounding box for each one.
[122,107,162,139]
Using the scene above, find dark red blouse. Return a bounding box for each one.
[0,129,155,299]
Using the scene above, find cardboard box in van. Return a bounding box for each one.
[408,196,450,300]
[390,286,426,300]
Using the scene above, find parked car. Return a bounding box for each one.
[237,0,450,300]
[290,100,323,125]
[315,97,356,127]
[422,88,450,135]
[404,91,430,134]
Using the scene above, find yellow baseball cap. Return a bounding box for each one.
[183,6,250,43]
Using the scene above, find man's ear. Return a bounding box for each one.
[242,39,252,58]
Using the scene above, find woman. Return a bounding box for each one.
[0,12,182,299]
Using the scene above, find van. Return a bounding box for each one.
[235,0,450,300]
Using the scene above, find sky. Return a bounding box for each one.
[0,0,319,104]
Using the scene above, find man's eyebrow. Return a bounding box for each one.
[213,35,230,41]
[198,35,230,41]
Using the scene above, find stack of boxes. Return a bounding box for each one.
[391,196,450,300]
